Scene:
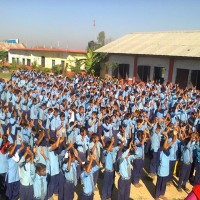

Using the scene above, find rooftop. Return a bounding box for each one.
[9,47,87,54]
[0,42,26,51]
[96,31,200,58]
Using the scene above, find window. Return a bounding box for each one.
[12,58,15,63]
[52,60,55,67]
[16,58,19,64]
[27,59,31,66]
[61,60,65,67]
[22,58,25,65]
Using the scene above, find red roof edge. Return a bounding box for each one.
[9,47,87,54]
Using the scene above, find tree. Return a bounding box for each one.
[77,48,106,74]
[0,51,8,62]
[97,31,105,46]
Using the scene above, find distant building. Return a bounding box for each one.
[8,47,87,71]
[0,42,25,51]
[96,31,200,89]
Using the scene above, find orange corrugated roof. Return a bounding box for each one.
[9,47,87,54]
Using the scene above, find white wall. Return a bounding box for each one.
[137,56,170,80]
[108,54,135,79]
[172,59,200,83]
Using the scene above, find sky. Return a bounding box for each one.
[0,0,200,50]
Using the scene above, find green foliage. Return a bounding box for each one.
[77,48,107,74]
[9,60,18,70]
[97,31,105,46]
[52,65,62,75]
[31,61,38,70]
[0,51,8,61]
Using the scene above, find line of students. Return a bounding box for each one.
[0,70,200,200]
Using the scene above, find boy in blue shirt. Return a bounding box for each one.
[155,131,176,200]
[80,152,100,200]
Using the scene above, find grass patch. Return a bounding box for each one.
[0,71,12,80]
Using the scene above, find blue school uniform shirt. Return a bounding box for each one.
[75,135,90,153]
[89,141,103,161]
[87,118,98,133]
[168,138,180,161]
[18,156,35,186]
[6,152,20,183]
[62,160,78,184]
[150,131,161,152]
[30,104,39,119]
[80,165,100,195]
[50,116,61,131]
[135,138,144,159]
[48,147,60,176]
[118,149,136,179]
[103,147,119,171]
[33,174,47,199]
[157,150,170,177]
[181,141,194,164]
[67,127,80,144]
[0,138,8,174]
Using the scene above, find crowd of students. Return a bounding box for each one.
[0,70,200,200]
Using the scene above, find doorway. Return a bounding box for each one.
[191,70,200,90]
[154,67,165,84]
[175,68,189,89]
[41,56,45,67]
[118,64,129,79]
[137,65,150,82]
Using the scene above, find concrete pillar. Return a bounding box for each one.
[187,69,192,87]
[133,56,138,82]
[168,58,174,82]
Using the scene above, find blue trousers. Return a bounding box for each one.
[131,158,144,184]
[194,162,200,185]
[167,160,176,182]
[117,177,131,200]
[0,173,6,199]
[58,172,65,200]
[155,175,168,198]
[178,162,191,188]
[101,170,114,200]
[19,184,34,200]
[48,174,59,198]
[63,181,75,200]
[6,180,20,200]
[81,192,94,200]
[149,150,160,174]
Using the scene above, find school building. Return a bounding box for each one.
[8,47,87,71]
[96,31,200,89]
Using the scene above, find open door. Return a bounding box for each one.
[118,64,129,79]
[175,68,189,89]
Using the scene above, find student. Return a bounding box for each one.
[89,133,103,187]
[131,130,146,187]
[155,131,176,200]
[177,134,195,192]
[80,152,100,200]
[33,163,48,200]
[47,134,61,199]
[149,124,162,176]
[194,135,200,185]
[18,147,35,200]
[101,137,121,200]
[62,147,82,200]
[0,133,9,199]
[117,142,137,200]
[75,127,90,179]
[5,136,24,200]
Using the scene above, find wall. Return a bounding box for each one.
[108,54,135,79]
[172,58,200,83]
[8,50,86,71]
[137,56,170,80]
